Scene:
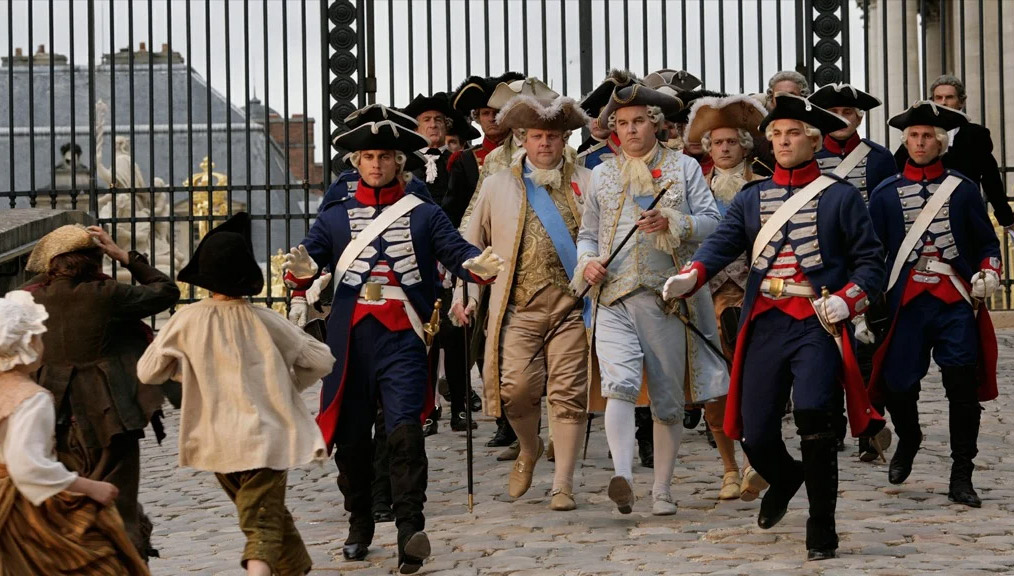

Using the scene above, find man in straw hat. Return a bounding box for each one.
[809,82,897,461]
[23,224,179,561]
[574,83,726,516]
[451,90,592,511]
[664,93,887,560]
[683,93,769,501]
[867,101,1001,509]
[282,117,503,573]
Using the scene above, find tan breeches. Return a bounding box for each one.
[499,284,589,424]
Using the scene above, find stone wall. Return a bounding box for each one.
[0,209,94,295]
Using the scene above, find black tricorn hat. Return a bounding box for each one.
[596,84,683,131]
[808,83,882,111]
[344,104,418,130]
[178,212,264,297]
[402,92,454,120]
[671,89,725,124]
[447,112,481,142]
[888,100,969,131]
[759,92,849,134]
[333,121,429,172]
[451,71,525,113]
[580,69,640,117]
[643,69,702,94]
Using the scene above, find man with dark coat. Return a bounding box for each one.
[664,93,886,561]
[808,82,897,460]
[893,74,1013,228]
[868,101,1001,509]
[283,117,503,573]
[441,71,525,450]
[403,92,454,206]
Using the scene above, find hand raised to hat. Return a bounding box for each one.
[282,245,318,280]
[462,246,504,281]
[87,225,130,265]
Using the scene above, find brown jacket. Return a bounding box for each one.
[25,252,180,448]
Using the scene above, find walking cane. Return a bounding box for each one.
[460,276,475,513]
[523,179,675,369]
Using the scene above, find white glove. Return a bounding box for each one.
[462,246,504,280]
[450,298,478,327]
[305,272,332,307]
[852,315,875,345]
[282,245,318,280]
[971,269,1000,299]
[813,294,849,324]
[288,296,308,328]
[662,268,699,301]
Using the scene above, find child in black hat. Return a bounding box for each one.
[138,213,335,576]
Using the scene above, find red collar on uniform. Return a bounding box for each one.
[475,136,502,163]
[608,132,622,151]
[772,159,821,187]
[903,159,945,182]
[355,179,405,205]
[823,132,861,156]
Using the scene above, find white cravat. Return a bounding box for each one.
[618,142,660,197]
[525,157,564,190]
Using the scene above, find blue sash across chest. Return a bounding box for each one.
[522,167,591,326]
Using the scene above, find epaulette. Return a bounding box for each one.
[577,139,609,159]
[319,195,353,213]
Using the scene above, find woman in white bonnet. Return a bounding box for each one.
[0,290,149,575]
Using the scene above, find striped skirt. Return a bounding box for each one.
[0,466,150,576]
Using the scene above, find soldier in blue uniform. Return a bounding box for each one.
[663,93,886,561]
[867,101,1001,509]
[809,84,896,203]
[283,118,503,573]
[808,83,897,460]
[576,70,639,170]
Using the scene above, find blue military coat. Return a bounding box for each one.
[815,134,896,203]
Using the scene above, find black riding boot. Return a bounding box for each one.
[335,442,375,561]
[388,422,431,574]
[742,436,804,530]
[796,410,839,561]
[943,365,982,508]
[487,403,517,447]
[634,407,654,468]
[885,387,922,485]
[371,411,394,523]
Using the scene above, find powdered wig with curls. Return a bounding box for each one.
[764,121,824,152]
[606,105,666,133]
[701,128,755,154]
[765,70,811,99]
[902,126,950,155]
[348,150,412,182]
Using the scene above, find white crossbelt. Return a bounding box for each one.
[912,257,973,306]
[758,278,817,298]
[357,283,426,343]
[831,141,871,179]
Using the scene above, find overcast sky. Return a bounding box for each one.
[4,0,868,163]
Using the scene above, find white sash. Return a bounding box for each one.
[751,175,836,267]
[832,141,871,179]
[885,175,962,293]
[334,194,424,282]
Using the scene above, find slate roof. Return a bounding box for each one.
[0,62,313,258]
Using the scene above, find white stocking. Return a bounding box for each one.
[604,399,636,481]
[652,421,683,497]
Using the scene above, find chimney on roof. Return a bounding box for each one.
[139,42,147,52]
[15,48,23,57]
[36,45,45,55]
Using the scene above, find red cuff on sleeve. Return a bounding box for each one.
[291,290,307,299]
[981,257,1002,275]
[284,270,315,290]
[834,281,869,317]
[469,271,495,285]
[680,261,709,297]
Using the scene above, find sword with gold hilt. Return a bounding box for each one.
[424,299,442,348]
[815,286,888,462]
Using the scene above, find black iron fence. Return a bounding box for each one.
[2,0,1012,309]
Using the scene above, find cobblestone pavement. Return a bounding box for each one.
[140,332,1014,575]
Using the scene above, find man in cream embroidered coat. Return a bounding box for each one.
[574,84,727,516]
[453,93,592,512]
